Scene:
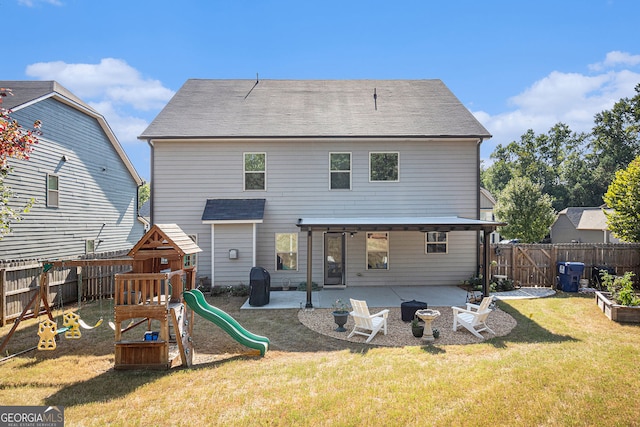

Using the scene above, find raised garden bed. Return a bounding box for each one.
[595,291,640,323]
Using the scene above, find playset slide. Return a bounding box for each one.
[183,289,270,356]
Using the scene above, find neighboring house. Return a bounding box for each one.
[139,79,500,290]
[0,81,145,260]
[480,187,501,244]
[551,207,621,244]
[138,200,151,231]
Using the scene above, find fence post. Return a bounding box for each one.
[77,266,83,306]
[1,268,5,326]
[510,246,517,284]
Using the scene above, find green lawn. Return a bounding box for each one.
[1,292,639,426]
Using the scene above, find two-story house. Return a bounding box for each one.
[0,81,145,260]
[139,79,500,295]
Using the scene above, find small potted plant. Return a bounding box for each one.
[331,299,351,332]
[411,316,424,337]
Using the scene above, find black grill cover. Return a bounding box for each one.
[249,266,271,306]
[401,300,428,322]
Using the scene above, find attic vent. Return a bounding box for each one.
[373,88,377,110]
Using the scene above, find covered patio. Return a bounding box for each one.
[295,216,505,308]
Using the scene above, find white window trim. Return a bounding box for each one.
[329,152,352,190]
[425,231,449,254]
[366,232,389,270]
[369,151,400,182]
[47,173,59,207]
[243,152,267,191]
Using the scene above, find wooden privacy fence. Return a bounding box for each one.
[0,251,132,326]
[486,243,640,287]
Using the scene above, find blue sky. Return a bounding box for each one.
[3,0,640,181]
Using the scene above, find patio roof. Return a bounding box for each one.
[202,198,266,223]
[296,216,504,232]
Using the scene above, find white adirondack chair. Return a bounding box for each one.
[348,298,389,343]
[452,296,496,339]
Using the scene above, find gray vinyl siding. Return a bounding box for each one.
[551,216,608,244]
[152,138,479,287]
[0,98,144,260]
[211,224,256,286]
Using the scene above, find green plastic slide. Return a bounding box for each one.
[183,289,269,356]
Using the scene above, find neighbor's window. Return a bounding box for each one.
[47,174,59,207]
[330,152,351,190]
[367,232,389,270]
[85,239,96,254]
[244,152,266,190]
[426,232,448,254]
[276,233,298,271]
[370,152,399,181]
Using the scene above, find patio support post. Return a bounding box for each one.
[482,227,490,297]
[306,229,313,308]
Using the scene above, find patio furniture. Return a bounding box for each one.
[452,296,495,339]
[348,298,389,343]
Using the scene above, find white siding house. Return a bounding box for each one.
[140,79,500,291]
[0,81,145,260]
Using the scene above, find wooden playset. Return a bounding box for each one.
[113,224,201,370]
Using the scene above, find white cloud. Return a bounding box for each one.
[25,58,174,111]
[477,51,640,160]
[589,51,640,72]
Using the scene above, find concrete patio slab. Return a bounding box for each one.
[240,285,469,310]
[239,285,557,310]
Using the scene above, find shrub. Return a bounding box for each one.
[491,277,516,292]
[602,271,639,306]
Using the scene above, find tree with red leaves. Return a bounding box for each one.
[0,87,42,237]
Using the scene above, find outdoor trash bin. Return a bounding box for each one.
[557,262,585,292]
[401,300,428,322]
[249,266,271,306]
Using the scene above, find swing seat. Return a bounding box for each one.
[63,311,82,339]
[38,319,59,350]
[79,317,103,329]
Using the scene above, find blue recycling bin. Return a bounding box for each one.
[557,262,585,292]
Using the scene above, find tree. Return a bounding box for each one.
[603,155,640,242]
[482,123,588,210]
[589,83,640,200]
[138,182,150,209]
[0,87,41,237]
[493,177,556,243]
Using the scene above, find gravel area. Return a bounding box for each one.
[298,306,517,346]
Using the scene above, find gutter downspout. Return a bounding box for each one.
[147,139,154,225]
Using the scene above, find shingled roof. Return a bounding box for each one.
[0,80,95,113]
[139,79,491,140]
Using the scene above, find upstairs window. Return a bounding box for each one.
[244,152,266,190]
[330,152,351,190]
[370,152,399,182]
[367,232,389,270]
[47,174,59,207]
[276,233,298,271]
[425,232,448,254]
